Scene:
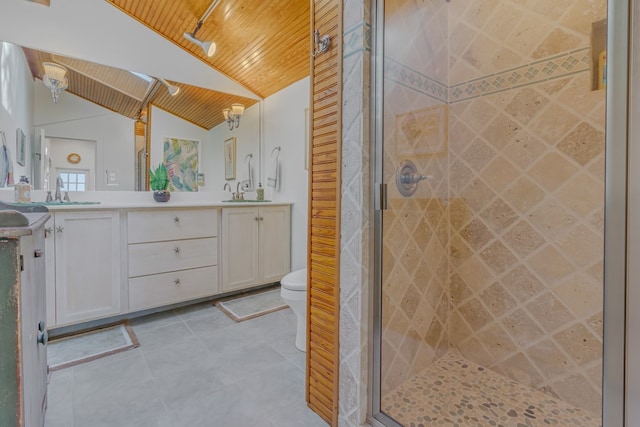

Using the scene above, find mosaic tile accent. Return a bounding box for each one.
[384,57,448,103]
[344,22,371,59]
[383,352,601,427]
[449,48,591,103]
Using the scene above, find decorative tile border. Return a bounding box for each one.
[384,47,591,104]
[450,47,591,103]
[384,57,449,103]
[343,22,371,59]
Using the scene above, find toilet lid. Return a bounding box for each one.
[281,268,307,291]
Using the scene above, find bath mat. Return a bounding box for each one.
[216,287,287,322]
[47,322,139,371]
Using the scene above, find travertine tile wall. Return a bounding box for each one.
[379,0,607,416]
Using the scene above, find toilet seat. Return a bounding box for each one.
[281,268,307,291]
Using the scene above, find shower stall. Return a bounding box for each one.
[371,0,611,425]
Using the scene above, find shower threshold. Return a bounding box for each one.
[382,353,601,427]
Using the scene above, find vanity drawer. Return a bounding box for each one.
[128,237,217,277]
[129,266,218,311]
[128,208,218,243]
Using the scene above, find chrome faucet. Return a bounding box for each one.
[54,176,64,201]
[236,181,244,200]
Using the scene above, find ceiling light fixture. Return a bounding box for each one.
[157,78,180,96]
[183,0,221,57]
[42,62,68,104]
[222,103,245,130]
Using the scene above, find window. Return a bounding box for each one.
[58,170,87,192]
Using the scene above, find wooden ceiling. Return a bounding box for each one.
[23,48,259,130]
[105,0,311,99]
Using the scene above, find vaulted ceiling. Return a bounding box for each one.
[18,0,311,130]
[106,0,311,100]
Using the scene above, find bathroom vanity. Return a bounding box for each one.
[0,209,49,427]
[38,199,291,330]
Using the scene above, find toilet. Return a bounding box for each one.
[280,268,307,351]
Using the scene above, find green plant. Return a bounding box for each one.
[149,163,169,191]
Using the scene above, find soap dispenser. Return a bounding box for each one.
[15,176,31,203]
[256,183,264,201]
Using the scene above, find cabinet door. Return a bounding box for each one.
[44,217,56,327]
[20,229,47,427]
[221,207,259,292]
[55,211,122,325]
[259,206,291,283]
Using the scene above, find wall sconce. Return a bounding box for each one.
[157,78,180,96]
[222,103,245,130]
[42,62,68,103]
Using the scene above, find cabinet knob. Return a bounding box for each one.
[174,247,181,254]
[174,216,180,223]
[260,217,264,221]
[174,278,181,286]
[34,249,43,258]
[44,227,53,238]
[56,226,64,233]
[255,217,259,221]
[37,330,48,346]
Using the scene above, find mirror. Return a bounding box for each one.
[4,43,262,193]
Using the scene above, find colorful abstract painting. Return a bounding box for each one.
[163,137,199,192]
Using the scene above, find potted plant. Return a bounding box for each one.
[149,163,170,202]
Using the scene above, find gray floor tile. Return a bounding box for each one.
[46,301,320,427]
[129,310,182,333]
[135,321,195,352]
[207,341,288,385]
[73,352,152,404]
[166,383,263,427]
[73,379,166,427]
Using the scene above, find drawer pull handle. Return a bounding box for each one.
[34,249,43,258]
[174,247,181,254]
[174,278,181,286]
[44,227,53,238]
[174,216,180,223]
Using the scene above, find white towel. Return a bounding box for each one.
[266,155,280,191]
[244,155,254,191]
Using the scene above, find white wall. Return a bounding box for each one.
[203,104,260,194]
[263,77,310,271]
[34,83,135,191]
[0,41,34,185]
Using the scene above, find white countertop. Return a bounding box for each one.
[0,189,292,210]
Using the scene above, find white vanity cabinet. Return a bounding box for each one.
[52,211,123,326]
[221,205,291,292]
[127,208,219,311]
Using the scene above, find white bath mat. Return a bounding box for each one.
[216,287,287,322]
[47,322,139,371]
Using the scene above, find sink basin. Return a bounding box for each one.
[222,199,272,203]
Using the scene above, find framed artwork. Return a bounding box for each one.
[395,104,448,157]
[16,128,25,166]
[162,136,199,192]
[224,137,236,180]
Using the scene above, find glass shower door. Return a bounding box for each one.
[374,1,607,426]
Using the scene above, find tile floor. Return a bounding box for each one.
[383,352,602,427]
[44,302,328,427]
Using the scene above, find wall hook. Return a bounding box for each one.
[313,30,331,57]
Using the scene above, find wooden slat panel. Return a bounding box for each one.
[306,3,341,423]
